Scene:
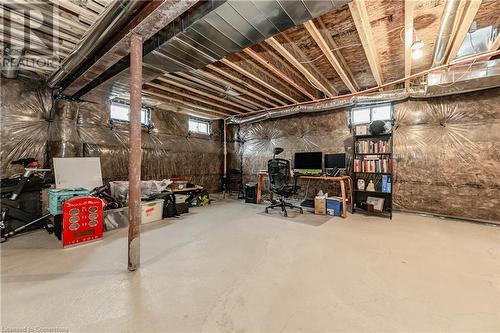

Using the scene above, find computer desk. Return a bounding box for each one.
[256,173,353,218]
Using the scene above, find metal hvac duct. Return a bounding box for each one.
[227,59,500,124]
[47,0,145,88]
[431,0,462,67]
[77,0,350,102]
[1,45,24,79]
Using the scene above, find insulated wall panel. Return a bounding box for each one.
[229,88,500,222]
[0,78,223,192]
[0,78,51,177]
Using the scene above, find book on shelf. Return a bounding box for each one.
[353,157,392,173]
[381,175,392,193]
[355,139,391,154]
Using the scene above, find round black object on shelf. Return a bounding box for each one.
[369,120,386,135]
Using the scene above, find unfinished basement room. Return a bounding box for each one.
[1,0,499,332]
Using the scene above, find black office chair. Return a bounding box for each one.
[265,148,303,217]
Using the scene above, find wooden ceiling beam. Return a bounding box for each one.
[203,66,280,107]
[404,0,415,89]
[303,20,358,93]
[349,0,384,86]
[243,48,316,100]
[316,18,359,91]
[175,72,264,110]
[445,0,483,63]
[219,58,298,104]
[10,2,89,34]
[142,89,232,118]
[0,9,81,43]
[157,76,253,112]
[47,0,99,24]
[146,82,242,114]
[266,36,336,97]
[0,20,76,53]
[490,34,500,51]
[259,43,320,98]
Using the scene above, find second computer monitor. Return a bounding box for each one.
[325,153,346,169]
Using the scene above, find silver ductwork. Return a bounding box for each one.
[1,45,24,79]
[47,0,145,88]
[79,0,350,102]
[228,59,500,124]
[431,0,462,67]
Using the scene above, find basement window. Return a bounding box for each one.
[350,103,392,126]
[110,103,151,126]
[188,117,211,135]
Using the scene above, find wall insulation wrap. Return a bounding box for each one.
[1,78,223,191]
[1,79,52,177]
[228,88,500,222]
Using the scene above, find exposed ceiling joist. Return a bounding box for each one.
[445,0,483,63]
[404,0,415,89]
[0,34,69,57]
[47,0,99,24]
[176,72,264,110]
[316,17,359,90]
[0,9,81,43]
[8,2,89,34]
[146,82,242,115]
[142,89,232,118]
[303,20,357,93]
[265,36,336,97]
[0,21,76,53]
[219,58,298,104]
[349,0,384,86]
[157,76,253,112]
[243,48,316,100]
[203,66,281,107]
[490,34,500,51]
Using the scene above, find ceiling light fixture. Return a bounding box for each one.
[412,48,423,60]
[411,38,424,50]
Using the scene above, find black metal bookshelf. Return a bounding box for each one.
[352,129,393,219]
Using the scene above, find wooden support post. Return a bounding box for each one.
[128,33,142,271]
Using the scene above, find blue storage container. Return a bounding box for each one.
[326,198,343,217]
[48,188,90,215]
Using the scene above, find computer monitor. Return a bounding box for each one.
[294,152,322,173]
[325,153,346,169]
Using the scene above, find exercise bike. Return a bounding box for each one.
[1,158,52,242]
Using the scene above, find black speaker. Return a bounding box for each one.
[245,182,257,204]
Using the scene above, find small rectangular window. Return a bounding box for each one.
[188,118,211,135]
[350,103,392,126]
[372,105,392,121]
[351,107,371,125]
[110,103,150,126]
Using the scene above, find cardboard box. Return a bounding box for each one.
[314,196,326,215]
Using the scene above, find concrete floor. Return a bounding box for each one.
[1,198,499,332]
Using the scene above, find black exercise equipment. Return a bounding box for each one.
[1,159,52,242]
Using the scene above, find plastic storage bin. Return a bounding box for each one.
[141,200,164,224]
[48,188,90,215]
[326,198,343,217]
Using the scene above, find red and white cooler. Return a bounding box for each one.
[62,196,104,248]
